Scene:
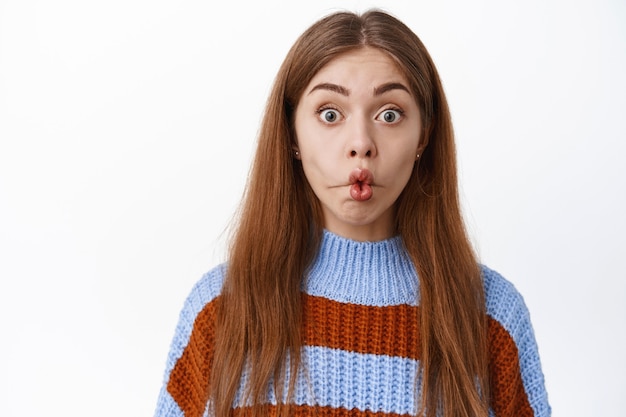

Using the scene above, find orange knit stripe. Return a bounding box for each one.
[488,317,534,417]
[167,299,218,417]
[234,404,412,417]
[166,294,533,416]
[303,294,421,360]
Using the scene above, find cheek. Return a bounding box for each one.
[384,146,419,188]
[397,158,417,187]
[300,151,335,185]
[296,124,340,171]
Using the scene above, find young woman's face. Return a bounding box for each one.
[294,47,422,241]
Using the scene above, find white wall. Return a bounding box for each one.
[1,0,624,415]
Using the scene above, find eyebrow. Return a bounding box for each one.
[307,81,410,97]
[373,82,410,96]
[308,83,350,96]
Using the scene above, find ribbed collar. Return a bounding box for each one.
[303,230,419,307]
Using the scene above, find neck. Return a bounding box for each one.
[323,216,395,242]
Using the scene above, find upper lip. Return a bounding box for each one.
[349,168,374,185]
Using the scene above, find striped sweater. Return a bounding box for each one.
[154,230,550,417]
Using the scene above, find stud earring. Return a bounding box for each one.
[294,150,300,157]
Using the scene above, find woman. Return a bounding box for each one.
[155,9,550,417]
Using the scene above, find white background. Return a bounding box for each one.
[1,0,624,415]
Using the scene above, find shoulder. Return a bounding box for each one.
[481,264,532,337]
[480,265,541,383]
[161,264,227,377]
[183,263,227,315]
[173,262,228,332]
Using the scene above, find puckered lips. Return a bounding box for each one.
[349,168,374,201]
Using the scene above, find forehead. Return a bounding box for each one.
[307,47,408,89]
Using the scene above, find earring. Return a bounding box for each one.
[416,153,420,159]
[294,150,300,157]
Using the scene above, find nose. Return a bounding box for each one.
[347,118,376,158]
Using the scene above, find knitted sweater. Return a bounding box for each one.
[154,230,550,417]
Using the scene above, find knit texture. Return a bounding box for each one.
[154,231,550,417]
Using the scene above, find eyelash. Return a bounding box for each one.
[377,107,404,123]
[315,105,405,124]
[315,105,343,123]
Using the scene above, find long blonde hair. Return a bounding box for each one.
[211,10,489,417]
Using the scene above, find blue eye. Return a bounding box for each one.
[319,109,340,123]
[378,109,402,123]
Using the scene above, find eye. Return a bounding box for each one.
[318,108,342,123]
[377,109,403,124]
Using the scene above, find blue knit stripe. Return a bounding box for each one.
[304,230,420,307]
[234,345,420,415]
[161,265,225,384]
[154,385,184,417]
[482,265,551,417]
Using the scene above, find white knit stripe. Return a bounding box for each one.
[234,345,421,416]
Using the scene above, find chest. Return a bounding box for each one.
[294,295,422,414]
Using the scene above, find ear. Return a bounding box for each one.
[415,142,426,161]
[292,145,301,160]
[415,128,430,160]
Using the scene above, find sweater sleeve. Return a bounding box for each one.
[482,266,551,417]
[154,265,227,417]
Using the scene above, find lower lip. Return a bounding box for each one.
[350,182,373,201]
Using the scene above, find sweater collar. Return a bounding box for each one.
[303,230,419,306]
